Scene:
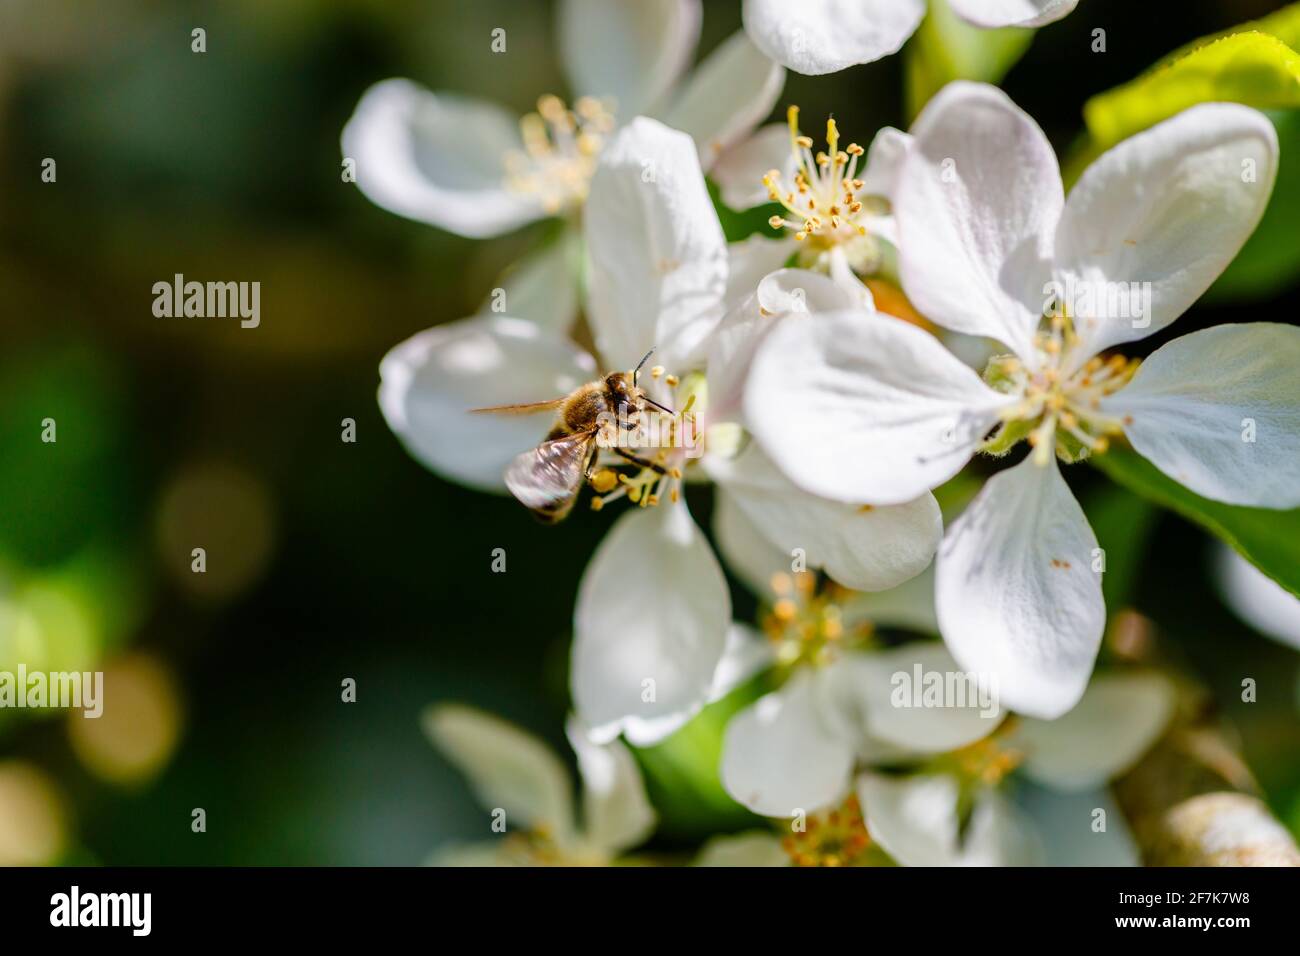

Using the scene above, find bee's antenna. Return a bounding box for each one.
[632,347,656,386]
[644,396,675,416]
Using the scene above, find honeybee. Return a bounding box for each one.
[472,350,673,522]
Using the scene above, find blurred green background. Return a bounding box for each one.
[0,0,1296,864]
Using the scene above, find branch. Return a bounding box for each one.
[1114,703,1300,867]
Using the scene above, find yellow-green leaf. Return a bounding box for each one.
[1082,31,1300,152]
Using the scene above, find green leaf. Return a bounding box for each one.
[1092,446,1300,599]
[904,0,1034,121]
[1080,480,1158,611]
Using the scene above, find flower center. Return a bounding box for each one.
[763,106,887,269]
[762,571,870,669]
[984,314,1139,465]
[588,365,697,513]
[941,728,1024,788]
[781,793,874,867]
[504,94,614,215]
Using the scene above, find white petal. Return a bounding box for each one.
[664,31,785,173]
[1103,323,1300,509]
[859,773,960,866]
[949,0,1078,28]
[1014,672,1175,790]
[572,502,731,744]
[427,840,519,867]
[936,455,1105,720]
[711,123,794,210]
[1215,543,1300,651]
[706,440,942,591]
[844,642,1003,753]
[616,712,696,748]
[858,126,913,203]
[757,265,861,317]
[694,831,789,866]
[721,670,855,817]
[705,293,767,427]
[840,563,940,636]
[559,0,701,119]
[341,79,544,238]
[826,245,876,308]
[724,234,797,313]
[378,316,596,492]
[712,487,790,596]
[708,624,778,702]
[897,82,1061,360]
[565,716,656,854]
[745,309,1014,505]
[485,227,582,333]
[708,268,857,424]
[812,655,914,763]
[1015,784,1139,866]
[859,773,1040,866]
[1054,104,1277,361]
[742,0,926,75]
[961,788,1044,866]
[422,704,575,844]
[585,117,727,370]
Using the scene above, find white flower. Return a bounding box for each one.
[714,780,1137,867]
[742,0,1078,76]
[717,568,998,820]
[715,108,912,304]
[342,1,782,241]
[694,830,793,866]
[860,671,1173,866]
[422,703,655,866]
[722,640,1000,818]
[704,268,944,588]
[748,82,1293,718]
[1214,544,1300,651]
[380,117,723,490]
[706,652,1169,866]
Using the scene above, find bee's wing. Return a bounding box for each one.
[504,430,597,521]
[470,398,565,416]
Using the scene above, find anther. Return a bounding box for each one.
[590,470,618,493]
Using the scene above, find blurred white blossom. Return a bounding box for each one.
[423,704,655,865]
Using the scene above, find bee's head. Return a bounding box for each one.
[605,372,642,429]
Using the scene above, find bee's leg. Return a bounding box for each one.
[612,447,670,475]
